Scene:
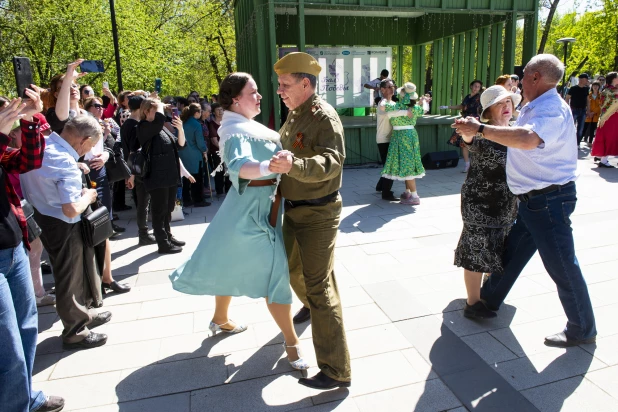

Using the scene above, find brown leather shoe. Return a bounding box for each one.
[544,331,596,348]
[37,395,65,412]
[293,306,311,324]
[298,371,351,390]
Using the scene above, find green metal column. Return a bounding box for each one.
[463,30,475,87]
[397,45,404,86]
[476,26,489,86]
[268,0,280,129]
[489,22,503,84]
[432,39,443,115]
[522,12,538,66]
[254,0,269,124]
[298,0,305,51]
[503,12,517,74]
[452,33,464,116]
[443,36,453,111]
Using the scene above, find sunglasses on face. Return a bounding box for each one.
[93,104,103,109]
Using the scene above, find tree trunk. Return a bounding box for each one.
[538,0,561,54]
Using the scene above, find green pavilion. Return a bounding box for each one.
[233,0,539,165]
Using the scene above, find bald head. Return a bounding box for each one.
[526,54,564,86]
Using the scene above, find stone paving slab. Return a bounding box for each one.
[33,153,618,411]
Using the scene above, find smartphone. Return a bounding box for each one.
[102,81,109,89]
[79,60,105,73]
[171,107,179,118]
[12,57,33,98]
[154,78,162,94]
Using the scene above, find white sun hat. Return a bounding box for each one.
[480,85,522,122]
[397,82,419,101]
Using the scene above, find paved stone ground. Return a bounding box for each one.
[34,147,618,411]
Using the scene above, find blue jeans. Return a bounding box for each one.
[481,182,597,341]
[0,242,46,412]
[572,108,587,144]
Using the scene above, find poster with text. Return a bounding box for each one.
[279,47,392,108]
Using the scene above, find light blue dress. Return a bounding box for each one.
[169,111,292,304]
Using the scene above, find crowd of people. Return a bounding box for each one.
[1,48,615,412]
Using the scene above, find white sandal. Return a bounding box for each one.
[208,319,247,336]
[282,341,309,370]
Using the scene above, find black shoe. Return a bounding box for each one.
[114,205,132,211]
[193,201,211,207]
[37,395,65,412]
[544,331,596,348]
[41,263,52,274]
[598,162,615,168]
[102,281,131,295]
[298,371,351,390]
[463,301,497,319]
[594,157,600,162]
[62,332,108,350]
[138,233,157,246]
[293,306,311,324]
[89,311,112,328]
[112,223,126,233]
[382,192,399,201]
[169,236,186,247]
[158,242,183,254]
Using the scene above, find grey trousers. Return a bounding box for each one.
[35,210,98,343]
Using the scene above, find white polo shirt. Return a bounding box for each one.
[506,88,579,195]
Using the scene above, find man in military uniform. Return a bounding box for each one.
[269,52,351,390]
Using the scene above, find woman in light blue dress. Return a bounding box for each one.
[169,73,307,370]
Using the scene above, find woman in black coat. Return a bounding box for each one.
[137,98,186,254]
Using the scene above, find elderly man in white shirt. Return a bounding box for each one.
[454,54,596,348]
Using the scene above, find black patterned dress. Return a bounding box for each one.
[454,135,517,273]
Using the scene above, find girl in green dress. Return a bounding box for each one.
[380,82,430,205]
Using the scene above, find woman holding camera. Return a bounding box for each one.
[137,98,187,254]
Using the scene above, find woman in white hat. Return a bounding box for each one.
[380,82,430,205]
[453,85,519,319]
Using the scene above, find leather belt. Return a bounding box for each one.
[285,190,339,210]
[517,181,574,202]
[248,179,280,227]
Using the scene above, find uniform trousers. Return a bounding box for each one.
[283,197,351,382]
[34,210,97,343]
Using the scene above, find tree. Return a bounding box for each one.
[538,0,561,54]
[0,0,236,97]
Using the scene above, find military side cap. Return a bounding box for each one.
[274,52,321,76]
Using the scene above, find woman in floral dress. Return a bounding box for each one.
[380,82,430,205]
[445,80,483,173]
[453,85,519,319]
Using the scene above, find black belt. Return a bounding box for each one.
[517,181,574,202]
[285,191,339,209]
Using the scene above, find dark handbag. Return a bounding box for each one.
[105,142,132,183]
[81,176,114,247]
[20,199,42,242]
[128,140,151,178]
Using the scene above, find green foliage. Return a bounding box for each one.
[537,0,618,75]
[0,0,236,97]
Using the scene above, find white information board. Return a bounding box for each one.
[279,47,392,108]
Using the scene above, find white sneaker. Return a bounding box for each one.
[36,293,56,307]
[462,164,470,173]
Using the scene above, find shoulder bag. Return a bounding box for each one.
[128,139,152,178]
[81,175,114,247]
[105,141,132,183]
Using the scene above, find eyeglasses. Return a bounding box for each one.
[598,78,605,82]
[93,104,103,109]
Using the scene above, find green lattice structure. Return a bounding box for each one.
[234,0,539,164]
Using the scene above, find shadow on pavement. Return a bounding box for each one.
[414,299,596,411]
